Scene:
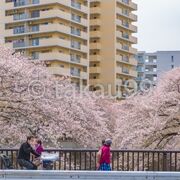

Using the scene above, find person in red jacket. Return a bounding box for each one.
[97,139,112,171]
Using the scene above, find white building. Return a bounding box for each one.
[136,51,180,86]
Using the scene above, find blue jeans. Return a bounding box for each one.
[99,163,111,171]
[17,159,37,170]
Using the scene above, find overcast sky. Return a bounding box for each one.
[133,0,180,52]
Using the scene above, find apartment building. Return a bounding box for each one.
[1,0,89,88]
[136,51,180,87]
[89,0,137,97]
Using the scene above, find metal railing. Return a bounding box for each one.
[0,170,180,180]
[0,149,179,171]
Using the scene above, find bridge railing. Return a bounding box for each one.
[0,149,179,171]
[1,170,180,180]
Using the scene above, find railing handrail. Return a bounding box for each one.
[0,148,180,153]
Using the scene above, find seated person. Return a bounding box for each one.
[35,139,44,155]
[17,136,40,170]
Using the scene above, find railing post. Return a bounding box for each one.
[163,152,167,171]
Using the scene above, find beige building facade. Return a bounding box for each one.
[1,0,89,88]
[89,0,137,97]
[0,0,137,96]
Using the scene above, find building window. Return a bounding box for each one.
[70,67,80,77]
[31,10,40,18]
[71,27,81,36]
[122,0,129,4]
[122,9,129,16]
[171,56,174,63]
[14,0,27,7]
[153,76,157,81]
[171,65,174,69]
[71,40,81,49]
[70,54,81,63]
[31,25,39,32]
[71,0,81,9]
[31,52,39,60]
[122,67,129,74]
[31,38,39,46]
[32,0,40,4]
[71,14,81,23]
[13,13,27,20]
[13,26,25,34]
[13,39,25,48]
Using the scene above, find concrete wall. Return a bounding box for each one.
[0,170,180,180]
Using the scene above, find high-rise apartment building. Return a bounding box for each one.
[89,0,137,97]
[136,51,180,87]
[1,0,89,88]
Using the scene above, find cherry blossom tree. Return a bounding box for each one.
[114,68,180,150]
[0,46,112,148]
[0,45,179,151]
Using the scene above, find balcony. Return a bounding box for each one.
[145,61,157,66]
[48,66,70,76]
[13,41,25,48]
[8,38,88,53]
[70,70,88,79]
[90,31,101,38]
[90,19,101,26]
[116,31,137,44]
[116,19,137,33]
[116,43,137,54]
[116,55,137,66]
[116,7,137,21]
[4,0,88,14]
[80,72,88,79]
[90,43,101,50]
[71,0,88,13]
[89,79,101,85]
[38,53,88,66]
[90,55,101,62]
[90,7,101,14]
[117,79,135,89]
[117,0,137,11]
[116,67,137,77]
[136,77,144,81]
[5,24,88,40]
[129,13,137,21]
[90,67,101,74]
[116,66,123,74]
[90,0,101,3]
[137,66,144,72]
[129,35,137,44]
[4,0,39,9]
[129,47,137,54]
[5,10,88,27]
[37,38,70,49]
[129,69,137,77]
[145,70,157,75]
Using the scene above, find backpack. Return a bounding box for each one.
[0,154,13,169]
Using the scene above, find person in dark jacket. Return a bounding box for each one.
[17,136,40,170]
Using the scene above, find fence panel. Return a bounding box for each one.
[0,149,179,171]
